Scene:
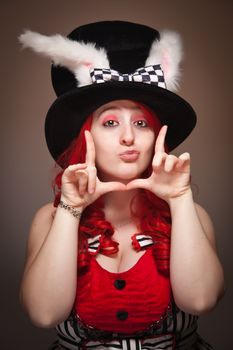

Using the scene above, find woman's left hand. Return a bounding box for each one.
[127,125,191,203]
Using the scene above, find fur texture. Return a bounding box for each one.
[146,30,183,92]
[19,29,183,91]
[19,30,110,86]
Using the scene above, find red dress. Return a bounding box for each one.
[52,234,214,349]
[75,235,171,334]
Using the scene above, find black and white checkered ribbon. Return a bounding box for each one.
[90,64,166,88]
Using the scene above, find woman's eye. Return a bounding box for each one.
[103,120,118,127]
[134,120,148,127]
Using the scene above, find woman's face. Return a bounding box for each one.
[91,100,156,182]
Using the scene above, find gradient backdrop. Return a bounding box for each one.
[1,1,232,349]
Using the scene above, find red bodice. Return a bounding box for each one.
[75,246,171,334]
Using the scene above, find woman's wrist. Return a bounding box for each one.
[58,196,84,219]
[60,195,84,209]
[58,200,83,219]
[167,188,193,208]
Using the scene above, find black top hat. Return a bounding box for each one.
[19,21,196,164]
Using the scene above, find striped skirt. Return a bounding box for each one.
[49,306,213,350]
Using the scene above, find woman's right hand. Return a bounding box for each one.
[60,130,126,209]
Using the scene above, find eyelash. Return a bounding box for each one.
[103,120,148,127]
[134,120,148,127]
[103,120,118,127]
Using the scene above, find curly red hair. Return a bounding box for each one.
[53,102,171,276]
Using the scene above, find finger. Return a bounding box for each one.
[177,152,190,172]
[65,163,87,173]
[179,152,190,161]
[126,178,150,191]
[99,181,127,195]
[152,151,166,169]
[154,125,167,153]
[76,170,88,196]
[87,166,97,194]
[85,130,96,166]
[164,154,178,172]
[63,163,87,182]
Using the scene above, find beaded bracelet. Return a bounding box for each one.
[58,200,82,219]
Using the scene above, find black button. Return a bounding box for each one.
[116,311,128,321]
[114,279,126,290]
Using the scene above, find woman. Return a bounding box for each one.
[19,21,224,349]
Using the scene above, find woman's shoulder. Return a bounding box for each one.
[32,202,56,222]
[194,202,216,248]
[31,201,56,230]
[27,203,56,248]
[194,202,213,228]
[22,202,56,272]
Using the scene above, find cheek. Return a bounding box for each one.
[93,136,114,165]
[140,134,155,154]
[94,142,105,162]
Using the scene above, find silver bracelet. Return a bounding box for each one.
[58,200,82,219]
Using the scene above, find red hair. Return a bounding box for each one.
[53,102,171,276]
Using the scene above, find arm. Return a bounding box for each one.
[20,131,125,328]
[20,202,81,328]
[169,191,225,314]
[127,125,225,314]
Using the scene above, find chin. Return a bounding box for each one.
[97,162,148,181]
[99,170,143,183]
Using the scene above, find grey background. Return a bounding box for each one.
[1,0,232,349]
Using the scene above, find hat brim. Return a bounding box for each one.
[45,81,196,164]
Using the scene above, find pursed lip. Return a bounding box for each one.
[118,150,140,161]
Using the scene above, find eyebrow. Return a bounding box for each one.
[96,104,141,118]
[97,106,118,115]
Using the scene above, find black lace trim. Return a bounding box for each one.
[68,303,175,342]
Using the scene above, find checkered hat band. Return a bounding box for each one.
[90,64,166,88]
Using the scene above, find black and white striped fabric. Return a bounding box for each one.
[90,65,166,88]
[49,306,213,349]
[87,234,101,255]
[87,234,154,255]
[133,234,154,249]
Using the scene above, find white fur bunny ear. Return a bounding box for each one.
[145,30,183,92]
[18,30,110,86]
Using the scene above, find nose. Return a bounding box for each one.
[120,123,135,146]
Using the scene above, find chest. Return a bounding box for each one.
[75,248,171,333]
[96,225,145,273]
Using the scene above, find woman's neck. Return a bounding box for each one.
[103,189,138,223]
